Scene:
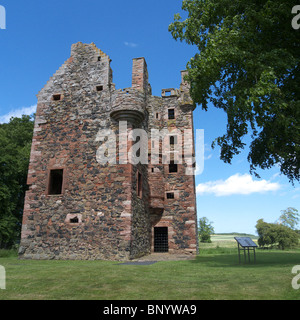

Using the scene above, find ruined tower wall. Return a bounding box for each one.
[19,42,198,260]
[146,87,197,254]
[19,43,135,260]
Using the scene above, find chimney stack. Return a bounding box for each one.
[132,57,149,92]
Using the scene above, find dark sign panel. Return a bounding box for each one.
[234,237,257,248]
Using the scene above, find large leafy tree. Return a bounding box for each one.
[0,115,34,248]
[256,218,299,249]
[169,0,300,183]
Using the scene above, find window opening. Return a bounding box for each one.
[137,172,142,198]
[48,169,63,195]
[53,94,62,101]
[169,161,178,173]
[166,192,175,199]
[170,136,177,145]
[168,109,175,120]
[135,136,141,158]
[70,216,79,224]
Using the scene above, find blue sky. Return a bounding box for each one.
[0,0,299,234]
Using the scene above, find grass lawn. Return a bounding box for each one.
[0,243,300,300]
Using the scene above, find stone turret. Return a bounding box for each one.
[110,57,151,126]
[110,88,146,126]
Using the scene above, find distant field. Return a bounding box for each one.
[200,233,258,250]
[212,233,258,241]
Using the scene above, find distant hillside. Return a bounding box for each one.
[214,233,258,239]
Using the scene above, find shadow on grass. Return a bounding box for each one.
[190,250,300,268]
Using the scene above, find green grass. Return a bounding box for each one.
[0,245,300,300]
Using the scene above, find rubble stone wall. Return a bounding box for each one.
[19,42,198,261]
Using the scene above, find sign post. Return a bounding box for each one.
[234,237,258,264]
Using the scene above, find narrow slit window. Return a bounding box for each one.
[136,136,141,158]
[53,94,62,101]
[137,172,142,198]
[168,109,175,120]
[48,169,64,195]
[156,113,159,119]
[169,161,178,173]
[98,56,101,61]
[170,136,177,145]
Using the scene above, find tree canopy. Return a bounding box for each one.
[169,0,300,183]
[198,216,214,243]
[0,115,34,248]
[256,218,299,249]
[278,207,299,230]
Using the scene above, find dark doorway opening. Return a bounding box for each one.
[154,227,169,253]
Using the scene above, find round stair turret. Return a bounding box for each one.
[110,89,146,126]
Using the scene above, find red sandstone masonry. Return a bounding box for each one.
[132,58,149,93]
[19,42,198,261]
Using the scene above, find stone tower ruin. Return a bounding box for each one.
[19,42,198,260]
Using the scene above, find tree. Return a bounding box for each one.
[256,219,273,247]
[278,207,299,229]
[169,0,300,183]
[275,224,299,250]
[0,115,34,248]
[198,217,214,243]
[256,218,299,249]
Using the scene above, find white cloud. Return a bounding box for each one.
[124,41,138,48]
[0,105,36,123]
[204,154,212,160]
[204,143,213,160]
[196,173,281,196]
[270,172,280,180]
